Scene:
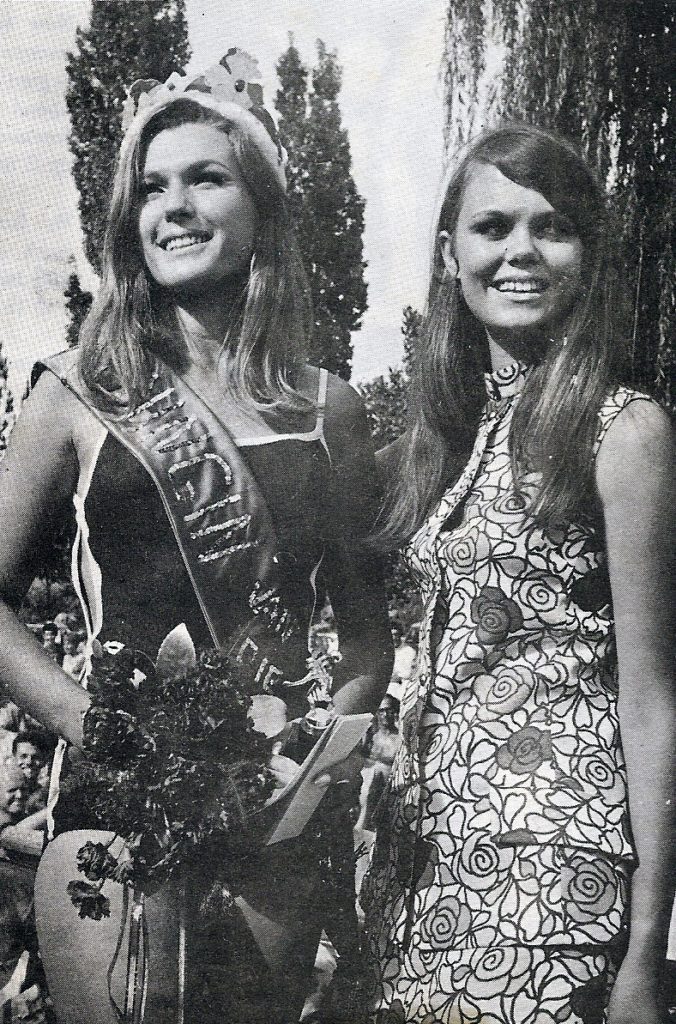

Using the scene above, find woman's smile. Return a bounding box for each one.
[139,123,259,295]
[158,230,212,252]
[444,163,583,351]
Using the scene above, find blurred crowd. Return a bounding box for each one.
[0,615,81,1017]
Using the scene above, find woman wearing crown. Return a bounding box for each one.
[0,49,392,1023]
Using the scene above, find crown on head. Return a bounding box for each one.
[121,48,285,187]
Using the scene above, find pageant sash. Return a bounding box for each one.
[38,354,311,693]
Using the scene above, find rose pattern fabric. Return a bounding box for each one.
[363,366,651,1022]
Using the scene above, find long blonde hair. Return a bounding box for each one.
[78,98,312,415]
[377,123,628,549]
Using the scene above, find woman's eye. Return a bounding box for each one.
[537,214,577,239]
[473,218,510,240]
[141,181,162,199]
[193,172,226,188]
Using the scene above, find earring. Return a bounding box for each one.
[446,254,460,279]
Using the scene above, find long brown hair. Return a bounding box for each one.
[377,123,628,550]
[78,98,312,415]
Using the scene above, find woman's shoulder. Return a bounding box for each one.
[296,364,367,429]
[596,388,673,500]
[596,385,671,451]
[24,352,102,461]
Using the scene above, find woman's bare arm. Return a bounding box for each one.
[596,399,675,1022]
[322,374,394,716]
[0,373,90,746]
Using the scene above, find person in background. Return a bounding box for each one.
[0,766,27,833]
[11,734,43,791]
[358,694,401,834]
[59,630,86,681]
[363,123,674,1024]
[39,625,60,665]
[390,622,417,700]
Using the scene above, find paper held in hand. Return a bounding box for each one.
[263,713,372,845]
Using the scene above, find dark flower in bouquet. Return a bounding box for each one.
[63,625,277,920]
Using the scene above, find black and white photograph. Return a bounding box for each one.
[0,1,673,1021]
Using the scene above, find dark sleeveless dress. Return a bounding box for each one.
[85,431,331,662]
[42,366,342,1024]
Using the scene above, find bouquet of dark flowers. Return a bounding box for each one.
[61,625,278,921]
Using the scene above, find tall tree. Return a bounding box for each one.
[66,0,191,276]
[276,38,367,379]
[0,343,15,457]
[443,0,675,408]
[64,259,94,349]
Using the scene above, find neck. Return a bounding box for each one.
[168,275,247,373]
[485,329,548,371]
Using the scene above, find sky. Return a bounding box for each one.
[0,0,446,398]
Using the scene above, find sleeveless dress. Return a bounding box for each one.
[65,369,331,683]
[362,363,652,1024]
[37,361,337,1024]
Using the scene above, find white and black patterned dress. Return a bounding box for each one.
[362,362,653,1024]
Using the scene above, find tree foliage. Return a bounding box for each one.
[444,0,675,407]
[0,343,15,457]
[360,305,423,450]
[276,37,367,379]
[66,0,190,275]
[64,263,94,349]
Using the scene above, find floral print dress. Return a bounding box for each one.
[362,363,651,1024]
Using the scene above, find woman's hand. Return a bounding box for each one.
[268,744,300,793]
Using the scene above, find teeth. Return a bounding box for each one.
[494,280,546,293]
[163,234,209,252]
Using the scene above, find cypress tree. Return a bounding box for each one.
[66,0,190,275]
[276,38,367,379]
[64,261,94,348]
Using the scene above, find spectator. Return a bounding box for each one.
[11,735,42,790]
[53,612,79,643]
[0,701,29,735]
[390,623,417,701]
[39,625,60,665]
[0,868,52,1021]
[357,694,401,833]
[0,766,27,831]
[60,630,86,681]
[25,764,50,816]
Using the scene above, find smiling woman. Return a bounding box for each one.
[363,124,675,1024]
[139,124,260,294]
[441,163,583,363]
[0,49,392,1024]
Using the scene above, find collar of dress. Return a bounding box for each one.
[483,360,533,403]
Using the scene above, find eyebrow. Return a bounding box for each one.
[143,159,230,180]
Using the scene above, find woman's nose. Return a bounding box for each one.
[504,225,538,264]
[163,181,193,219]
